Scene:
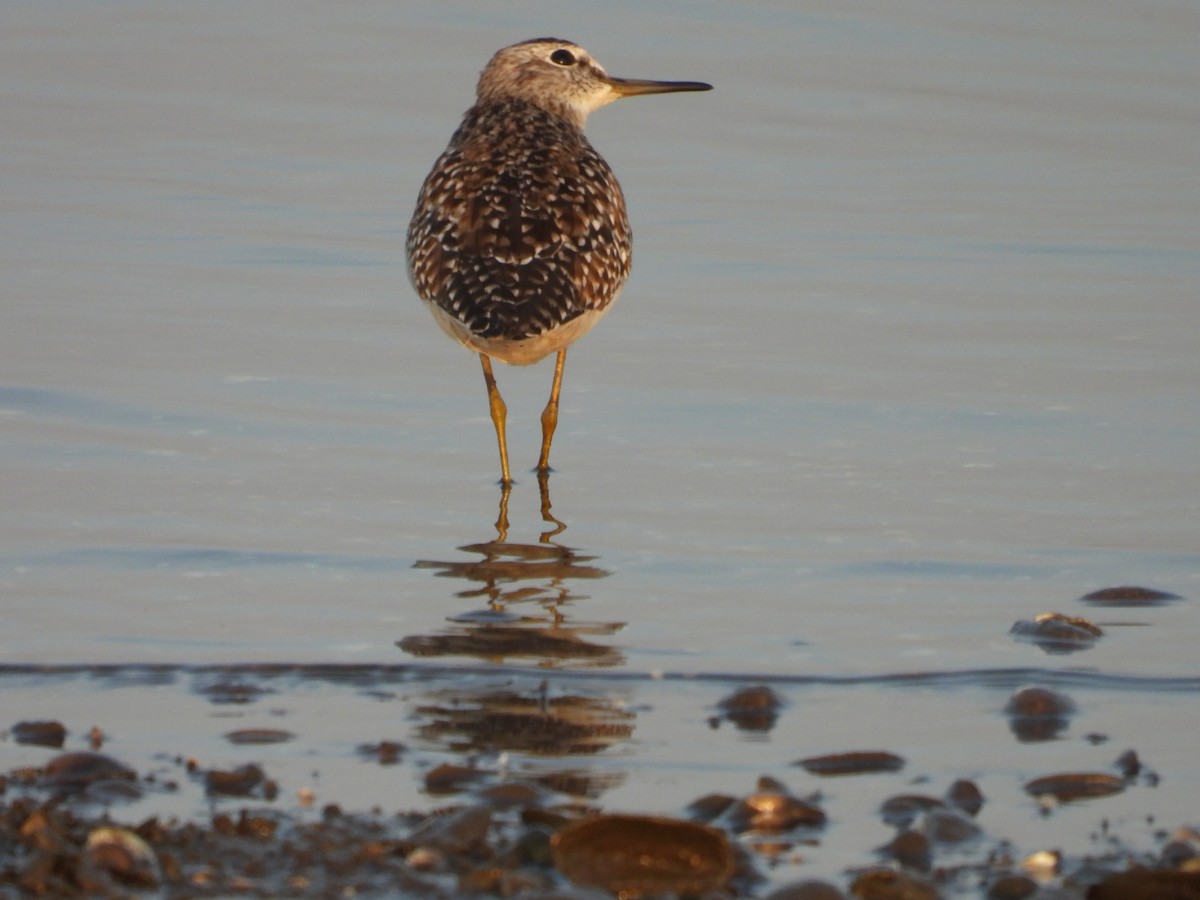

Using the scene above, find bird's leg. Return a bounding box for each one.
[479,354,511,486]
[537,349,567,474]
[494,479,511,544]
[537,468,566,542]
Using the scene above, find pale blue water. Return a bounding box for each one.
[2,2,1198,892]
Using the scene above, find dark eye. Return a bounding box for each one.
[550,48,576,66]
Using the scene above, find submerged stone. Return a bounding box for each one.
[1024,772,1124,803]
[1080,585,1183,607]
[551,813,734,897]
[1010,613,1101,654]
[42,751,136,791]
[12,720,67,749]
[1087,868,1200,899]
[945,779,985,816]
[796,751,905,777]
[718,684,784,732]
[850,867,942,899]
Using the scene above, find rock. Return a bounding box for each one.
[1010,613,1101,654]
[727,777,826,831]
[551,814,734,897]
[1086,868,1200,899]
[767,879,848,899]
[12,720,67,748]
[718,685,784,732]
[796,751,905,777]
[1080,586,1183,607]
[1006,687,1075,742]
[945,779,985,816]
[883,830,932,871]
[205,763,266,797]
[42,751,137,792]
[850,867,942,899]
[1024,772,1123,803]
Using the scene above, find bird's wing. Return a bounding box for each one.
[408,143,628,340]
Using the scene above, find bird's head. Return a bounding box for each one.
[475,38,711,127]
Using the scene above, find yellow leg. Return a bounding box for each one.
[537,468,565,541]
[494,480,511,544]
[537,349,567,474]
[479,354,511,486]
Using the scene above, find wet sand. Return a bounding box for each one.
[5,662,1200,898]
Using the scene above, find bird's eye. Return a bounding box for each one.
[550,48,576,66]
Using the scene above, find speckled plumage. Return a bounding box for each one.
[407,96,629,363]
[406,38,711,483]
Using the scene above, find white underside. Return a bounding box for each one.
[426,300,616,366]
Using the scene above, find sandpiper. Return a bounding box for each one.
[407,38,711,484]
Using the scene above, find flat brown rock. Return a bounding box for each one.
[796,751,905,776]
[551,813,734,896]
[1024,772,1124,803]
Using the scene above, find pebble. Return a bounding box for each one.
[879,794,945,830]
[1087,868,1200,899]
[1006,686,1075,741]
[986,873,1038,898]
[205,763,267,797]
[883,830,932,871]
[1024,772,1124,803]
[718,684,784,731]
[797,751,905,777]
[1079,585,1183,606]
[11,720,67,748]
[42,751,136,792]
[850,867,942,899]
[923,808,982,845]
[945,779,984,816]
[423,762,488,794]
[727,777,826,832]
[551,813,734,897]
[82,825,161,890]
[224,728,294,745]
[1010,613,1102,653]
[767,880,849,899]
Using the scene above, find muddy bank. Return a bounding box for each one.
[4,664,1199,898]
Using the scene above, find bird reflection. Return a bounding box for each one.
[417,682,635,758]
[412,680,632,799]
[400,473,624,668]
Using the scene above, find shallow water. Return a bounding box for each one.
[2,1,1199,893]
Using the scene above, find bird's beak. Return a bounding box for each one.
[606,77,713,98]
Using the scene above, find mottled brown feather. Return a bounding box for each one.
[408,96,631,356]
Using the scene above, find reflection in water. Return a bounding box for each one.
[400,474,624,668]
[400,478,634,798]
[1009,613,1102,656]
[715,685,784,733]
[412,681,634,799]
[1005,686,1075,743]
[416,683,635,757]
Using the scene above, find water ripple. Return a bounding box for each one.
[0,662,1196,695]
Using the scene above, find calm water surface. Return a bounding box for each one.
[2,1,1198,891]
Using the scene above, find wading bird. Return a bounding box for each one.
[407,38,711,484]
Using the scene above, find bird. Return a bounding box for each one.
[407,37,711,485]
